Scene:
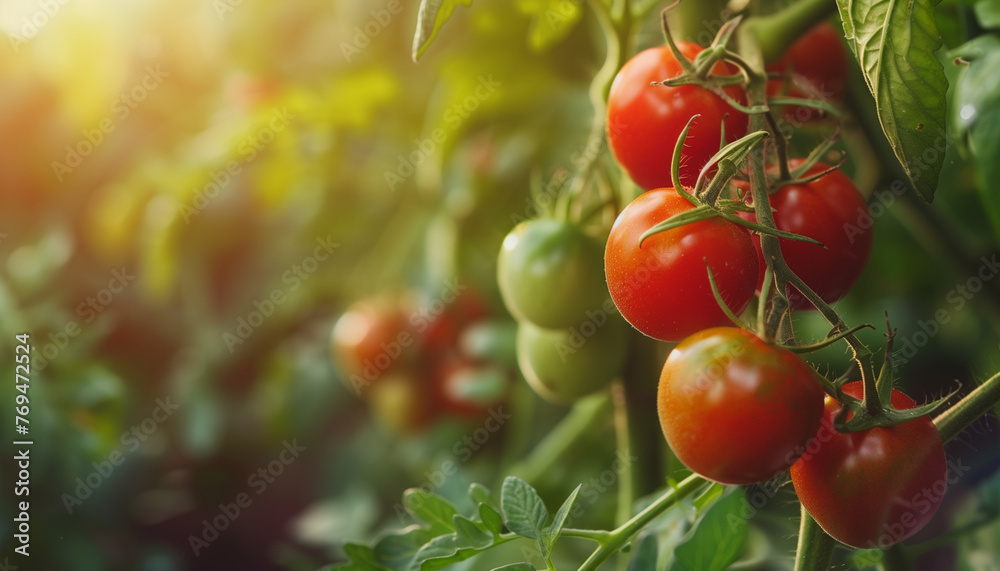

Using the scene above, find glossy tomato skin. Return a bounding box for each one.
[738,160,871,310]
[497,219,609,329]
[605,188,758,342]
[516,300,627,404]
[791,382,947,548]
[658,327,825,484]
[608,42,748,190]
[767,22,847,122]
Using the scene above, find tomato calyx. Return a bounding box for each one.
[655,9,768,116]
[827,319,958,433]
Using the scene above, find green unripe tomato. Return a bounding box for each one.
[516,302,627,404]
[497,219,609,329]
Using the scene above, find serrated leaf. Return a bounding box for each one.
[667,489,748,571]
[837,0,949,201]
[372,526,435,569]
[501,477,549,540]
[412,0,474,61]
[545,484,581,552]
[469,483,498,511]
[479,504,505,537]
[403,489,459,536]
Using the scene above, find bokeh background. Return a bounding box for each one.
[1,0,1000,569]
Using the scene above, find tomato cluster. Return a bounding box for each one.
[330,290,510,432]
[600,29,946,550]
[497,219,627,403]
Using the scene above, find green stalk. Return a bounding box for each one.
[507,394,612,485]
[664,0,729,44]
[934,370,1000,444]
[793,506,835,571]
[577,474,707,571]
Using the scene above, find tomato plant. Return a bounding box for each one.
[608,42,748,189]
[497,218,609,329]
[657,327,825,485]
[738,160,873,309]
[604,188,759,341]
[791,381,948,549]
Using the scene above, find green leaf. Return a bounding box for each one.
[479,504,505,537]
[403,489,459,536]
[469,483,499,511]
[545,484,581,552]
[372,526,435,569]
[837,0,949,201]
[412,0,474,61]
[491,564,536,571]
[518,0,583,51]
[667,489,748,571]
[411,516,506,571]
[335,544,393,571]
[453,515,493,548]
[500,477,549,541]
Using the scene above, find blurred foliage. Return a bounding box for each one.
[0,0,999,570]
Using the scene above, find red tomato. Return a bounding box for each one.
[607,42,748,190]
[657,327,825,484]
[791,382,948,548]
[330,297,416,396]
[766,22,847,122]
[604,188,758,342]
[738,160,872,310]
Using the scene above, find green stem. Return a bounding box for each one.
[507,394,612,485]
[793,505,835,571]
[577,474,707,571]
[611,380,634,529]
[934,370,1000,444]
[738,27,875,405]
[742,0,837,63]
